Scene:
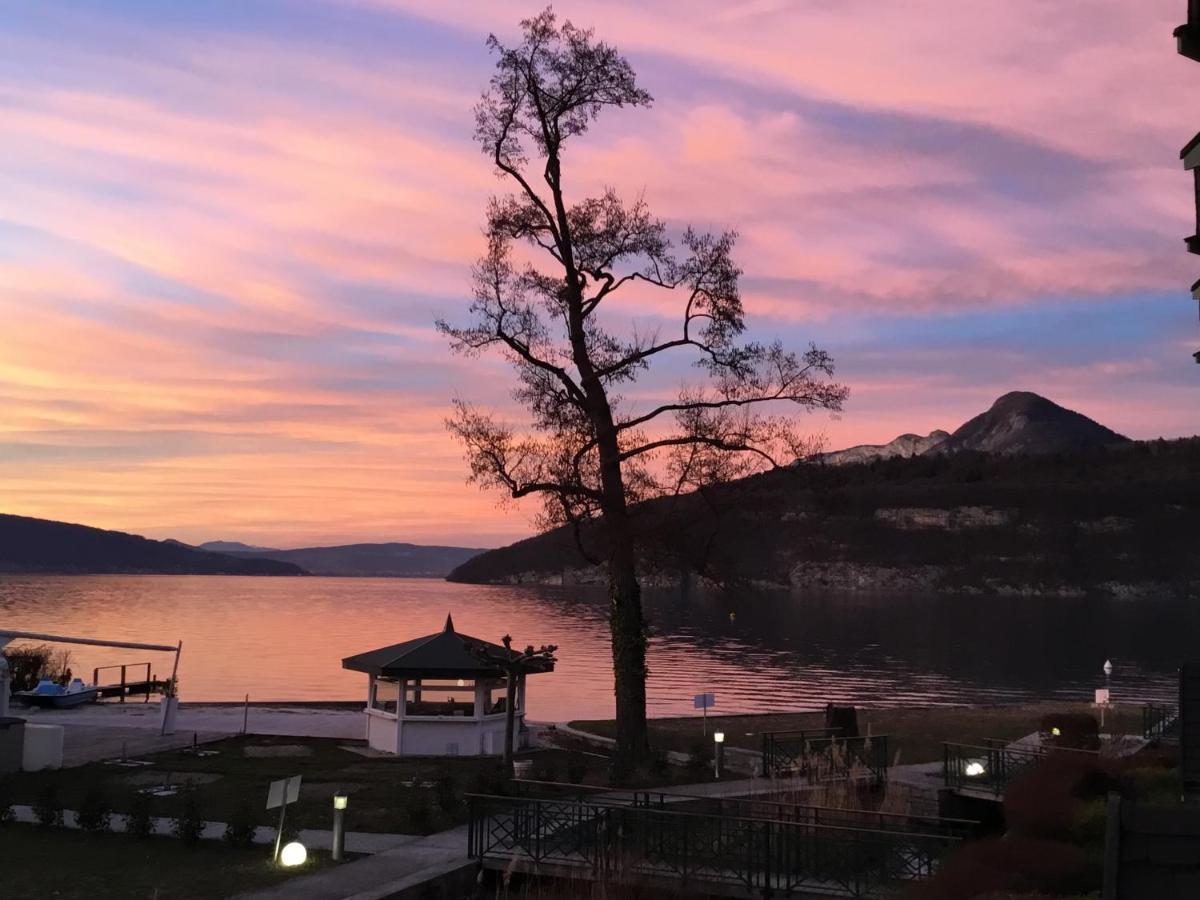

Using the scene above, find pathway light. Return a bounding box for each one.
[280,841,307,867]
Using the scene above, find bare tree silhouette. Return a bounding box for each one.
[440,7,847,768]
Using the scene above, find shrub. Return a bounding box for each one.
[908,836,1090,900]
[171,787,205,844]
[530,760,559,784]
[76,784,112,833]
[33,784,63,828]
[649,751,671,777]
[1005,754,1116,841]
[434,776,458,814]
[404,796,433,833]
[466,762,509,797]
[223,796,258,848]
[566,762,588,785]
[125,792,154,839]
[685,740,711,779]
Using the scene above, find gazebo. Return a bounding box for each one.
[341,614,554,757]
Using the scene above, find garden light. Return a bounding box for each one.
[713,732,725,743]
[279,841,307,867]
[1051,726,1062,737]
[333,793,348,810]
[964,761,986,778]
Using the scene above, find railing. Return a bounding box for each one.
[468,793,960,898]
[762,729,891,784]
[92,662,155,702]
[507,779,976,841]
[942,741,1099,796]
[1142,704,1181,742]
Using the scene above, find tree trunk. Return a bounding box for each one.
[606,506,650,772]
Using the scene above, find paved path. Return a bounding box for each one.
[233,827,472,900]
[13,702,365,766]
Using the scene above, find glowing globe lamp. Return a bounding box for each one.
[964,761,986,778]
[280,841,308,867]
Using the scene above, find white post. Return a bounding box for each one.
[0,653,9,720]
[473,679,485,720]
[396,679,406,756]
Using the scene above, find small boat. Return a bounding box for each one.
[15,677,99,709]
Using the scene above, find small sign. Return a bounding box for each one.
[1094,688,1110,706]
[266,775,302,810]
[694,693,716,710]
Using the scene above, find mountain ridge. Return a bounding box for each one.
[208,541,488,578]
[0,514,305,576]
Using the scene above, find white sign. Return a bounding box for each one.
[266,775,302,810]
[1094,688,1110,707]
[693,693,716,710]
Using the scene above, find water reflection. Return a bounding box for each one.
[0,575,1183,721]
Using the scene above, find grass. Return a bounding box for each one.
[0,732,719,838]
[0,733,639,836]
[569,701,1145,766]
[0,825,328,899]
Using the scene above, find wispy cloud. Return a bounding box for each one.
[0,1,1193,545]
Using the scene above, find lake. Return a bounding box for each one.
[0,575,1186,721]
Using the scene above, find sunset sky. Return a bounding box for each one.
[1,1,1196,549]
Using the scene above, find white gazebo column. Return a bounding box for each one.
[517,673,527,716]
[396,678,407,757]
[365,675,376,741]
[473,679,486,721]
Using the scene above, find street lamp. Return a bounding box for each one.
[713,731,725,779]
[332,793,348,861]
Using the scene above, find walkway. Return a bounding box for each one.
[14,702,364,766]
[233,827,471,900]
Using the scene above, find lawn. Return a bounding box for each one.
[0,732,718,837]
[0,825,328,899]
[570,701,1145,766]
[0,734,636,836]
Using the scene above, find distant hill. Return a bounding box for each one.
[448,393,1198,598]
[197,541,280,554]
[929,391,1129,456]
[819,430,950,465]
[210,542,487,577]
[0,515,305,576]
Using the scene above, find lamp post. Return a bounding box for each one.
[332,793,348,862]
[713,731,724,779]
[1101,659,1114,730]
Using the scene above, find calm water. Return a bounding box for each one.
[0,575,1188,721]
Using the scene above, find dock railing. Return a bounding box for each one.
[468,792,960,898]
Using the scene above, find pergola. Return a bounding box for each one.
[341,614,553,757]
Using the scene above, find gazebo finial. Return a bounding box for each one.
[443,612,455,633]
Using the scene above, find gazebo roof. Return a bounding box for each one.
[341,614,554,678]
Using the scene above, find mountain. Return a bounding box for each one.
[0,515,305,576]
[928,391,1129,455]
[448,394,1199,597]
[819,430,950,465]
[816,391,1126,465]
[214,542,487,577]
[198,541,280,553]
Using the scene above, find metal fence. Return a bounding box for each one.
[468,793,960,898]
[761,729,891,783]
[942,741,1100,796]
[1142,704,1180,742]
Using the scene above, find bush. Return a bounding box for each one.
[434,776,458,814]
[76,784,112,833]
[223,796,258,848]
[404,796,433,833]
[566,762,588,785]
[34,784,63,828]
[171,787,205,844]
[530,760,559,784]
[685,740,711,779]
[649,750,671,777]
[1040,713,1100,750]
[909,836,1090,900]
[466,762,509,797]
[125,792,154,839]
